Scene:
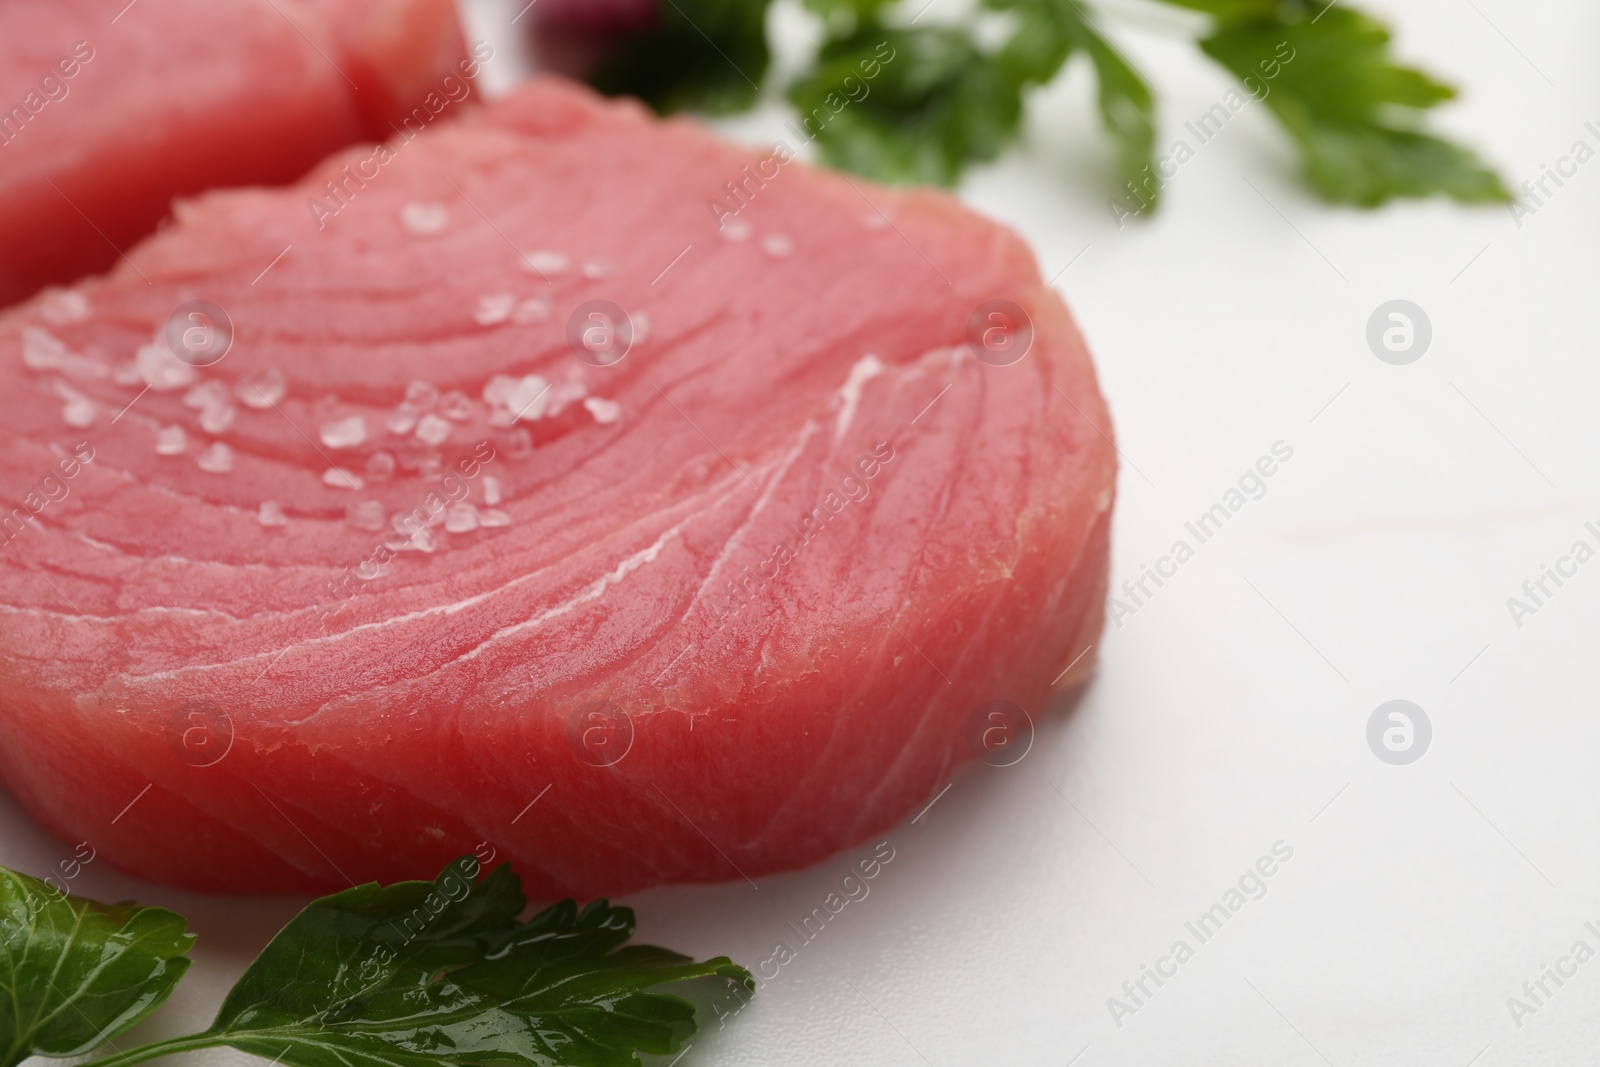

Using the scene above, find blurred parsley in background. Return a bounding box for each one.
[583,0,1509,215]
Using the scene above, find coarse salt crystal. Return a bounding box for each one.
[719,217,751,241]
[236,367,286,409]
[390,525,437,553]
[415,413,452,445]
[258,501,288,527]
[631,311,650,345]
[39,290,90,325]
[545,379,587,417]
[323,467,364,490]
[479,508,512,528]
[482,475,502,506]
[63,397,96,428]
[155,425,187,455]
[320,414,368,449]
[196,442,233,473]
[444,501,479,533]
[135,341,197,391]
[507,375,549,421]
[400,201,449,235]
[521,250,570,276]
[583,260,610,279]
[365,451,396,482]
[184,381,230,409]
[199,404,236,434]
[483,374,519,407]
[386,403,420,435]
[406,380,439,408]
[439,390,474,421]
[761,233,793,258]
[583,396,621,424]
[22,327,67,370]
[475,293,516,326]
[513,296,550,324]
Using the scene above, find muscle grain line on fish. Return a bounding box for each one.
[706,40,895,232]
[704,440,896,627]
[0,441,96,551]
[306,41,495,230]
[316,441,497,626]
[0,40,95,147]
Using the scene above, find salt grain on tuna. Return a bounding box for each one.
[438,390,474,421]
[258,501,288,527]
[522,250,569,276]
[236,367,286,409]
[39,290,90,325]
[583,396,621,424]
[513,296,550,324]
[761,233,793,258]
[63,397,96,428]
[386,403,420,435]
[545,379,587,417]
[320,414,368,449]
[482,475,502,506]
[155,425,187,455]
[400,201,449,235]
[184,381,229,409]
[197,442,233,473]
[406,380,439,408]
[22,328,67,371]
[365,451,396,482]
[475,293,516,326]
[323,467,364,490]
[415,413,452,445]
[444,502,479,533]
[199,404,236,434]
[136,341,197,391]
[507,375,550,421]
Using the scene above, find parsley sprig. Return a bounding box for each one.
[1,858,750,1067]
[584,0,1509,210]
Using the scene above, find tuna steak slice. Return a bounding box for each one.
[0,0,474,308]
[0,77,1116,897]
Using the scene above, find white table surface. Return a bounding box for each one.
[7,1,1599,1064]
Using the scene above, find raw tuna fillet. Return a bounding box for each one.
[0,0,475,308]
[0,77,1116,898]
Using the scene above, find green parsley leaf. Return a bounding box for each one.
[789,24,1023,185]
[802,0,896,28]
[0,868,194,1067]
[196,857,751,1067]
[1179,2,1511,204]
[590,0,775,114]
[988,0,1156,202]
